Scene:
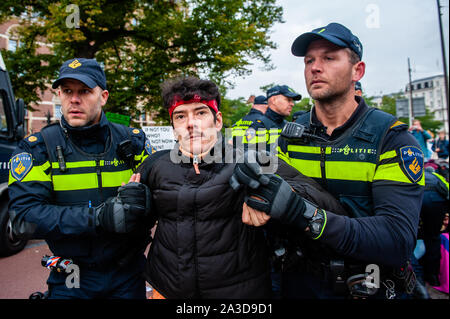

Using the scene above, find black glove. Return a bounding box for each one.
[95,182,152,234]
[230,150,271,190]
[230,153,327,238]
[244,173,310,230]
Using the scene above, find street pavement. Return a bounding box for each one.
[0,240,50,299]
[0,240,155,299]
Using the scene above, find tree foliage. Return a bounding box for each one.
[0,0,283,124]
[288,97,313,122]
[220,96,250,128]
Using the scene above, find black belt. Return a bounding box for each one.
[293,257,367,295]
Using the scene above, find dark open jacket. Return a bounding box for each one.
[138,142,272,299]
[138,137,348,299]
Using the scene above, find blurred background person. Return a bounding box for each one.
[409,119,432,161]
[230,95,268,147]
[432,130,449,160]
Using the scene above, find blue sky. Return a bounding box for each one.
[226,0,450,100]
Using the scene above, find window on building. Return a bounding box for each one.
[424,82,429,88]
[8,39,18,52]
[417,83,422,90]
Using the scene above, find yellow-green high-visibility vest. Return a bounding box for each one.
[277,107,425,217]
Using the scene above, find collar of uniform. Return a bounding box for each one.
[265,107,285,124]
[61,111,109,131]
[248,108,264,116]
[311,96,368,140]
[61,111,109,146]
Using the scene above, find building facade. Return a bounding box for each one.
[0,19,59,134]
[406,74,448,133]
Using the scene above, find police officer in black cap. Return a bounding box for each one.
[8,58,154,299]
[245,85,301,153]
[231,22,425,299]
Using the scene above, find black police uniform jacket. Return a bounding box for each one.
[231,108,266,145]
[245,108,287,152]
[138,139,272,299]
[8,112,151,270]
[278,97,425,268]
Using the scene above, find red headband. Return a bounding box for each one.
[169,94,219,117]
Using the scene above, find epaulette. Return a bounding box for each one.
[389,120,408,131]
[129,127,145,139]
[248,119,267,130]
[128,126,156,155]
[21,133,45,148]
[17,132,49,165]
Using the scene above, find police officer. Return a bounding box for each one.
[419,170,449,286]
[231,22,425,299]
[231,95,268,147]
[245,85,301,153]
[8,58,154,299]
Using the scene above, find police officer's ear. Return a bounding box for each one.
[99,88,109,107]
[351,61,365,83]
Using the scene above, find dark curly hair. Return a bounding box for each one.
[161,76,221,115]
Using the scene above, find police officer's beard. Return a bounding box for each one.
[309,83,352,106]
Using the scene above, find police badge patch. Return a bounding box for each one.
[10,152,33,181]
[245,128,256,142]
[399,146,424,183]
[145,139,156,154]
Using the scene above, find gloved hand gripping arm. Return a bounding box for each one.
[95,181,152,234]
[230,150,327,239]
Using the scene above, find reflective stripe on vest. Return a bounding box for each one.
[279,107,419,217]
[51,161,133,191]
[41,122,140,207]
[8,160,52,184]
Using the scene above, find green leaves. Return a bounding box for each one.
[1,0,283,125]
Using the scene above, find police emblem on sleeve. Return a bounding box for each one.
[10,152,33,181]
[399,146,424,183]
[145,139,156,154]
[245,128,256,142]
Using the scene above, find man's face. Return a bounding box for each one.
[58,79,108,127]
[304,39,363,102]
[268,95,294,117]
[172,102,223,155]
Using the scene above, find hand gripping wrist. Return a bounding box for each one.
[302,199,327,240]
[229,150,271,191]
[244,174,309,228]
[95,182,152,234]
[244,174,327,237]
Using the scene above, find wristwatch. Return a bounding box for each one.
[303,201,327,240]
[309,209,327,240]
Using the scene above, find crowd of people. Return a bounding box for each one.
[6,21,449,300]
